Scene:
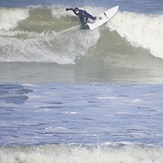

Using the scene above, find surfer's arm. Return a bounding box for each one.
[66,8,74,11]
[84,11,96,20]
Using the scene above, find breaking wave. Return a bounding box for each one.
[0,144,163,163]
[0,5,163,64]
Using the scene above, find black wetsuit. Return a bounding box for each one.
[66,8,96,28]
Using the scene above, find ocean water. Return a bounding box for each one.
[0,0,163,163]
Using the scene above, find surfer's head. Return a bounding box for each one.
[74,7,79,14]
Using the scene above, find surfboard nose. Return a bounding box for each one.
[85,6,119,30]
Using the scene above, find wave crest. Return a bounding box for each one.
[108,11,163,58]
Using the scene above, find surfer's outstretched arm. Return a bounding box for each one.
[66,8,74,11]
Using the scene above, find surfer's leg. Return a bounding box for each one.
[84,17,88,24]
[82,24,90,30]
[79,17,85,27]
[80,17,89,29]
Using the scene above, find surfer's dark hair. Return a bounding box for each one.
[75,7,79,11]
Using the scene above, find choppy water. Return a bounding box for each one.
[0,83,163,162]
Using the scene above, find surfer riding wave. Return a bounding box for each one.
[66,7,96,29]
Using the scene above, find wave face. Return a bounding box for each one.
[0,6,163,64]
[0,144,163,163]
[108,11,163,59]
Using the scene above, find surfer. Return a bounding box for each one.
[66,7,96,29]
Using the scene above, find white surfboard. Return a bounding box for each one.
[85,6,119,30]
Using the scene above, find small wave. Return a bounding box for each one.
[0,144,163,163]
[0,83,32,104]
